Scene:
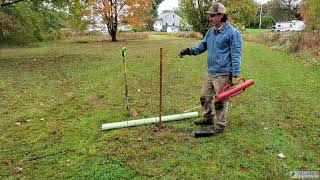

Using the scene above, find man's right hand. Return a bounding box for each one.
[229,75,240,85]
[179,48,190,58]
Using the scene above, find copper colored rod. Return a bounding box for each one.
[159,48,163,128]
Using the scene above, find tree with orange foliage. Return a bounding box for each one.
[123,0,152,27]
[87,0,152,41]
[299,0,320,31]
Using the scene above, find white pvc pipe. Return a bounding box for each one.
[102,112,199,131]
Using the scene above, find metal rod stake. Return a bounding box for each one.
[158,48,163,128]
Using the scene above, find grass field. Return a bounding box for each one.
[0,34,319,179]
[243,28,268,34]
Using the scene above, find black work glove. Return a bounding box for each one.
[179,48,190,58]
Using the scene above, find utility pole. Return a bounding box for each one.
[259,4,263,29]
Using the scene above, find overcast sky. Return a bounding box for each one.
[158,0,270,14]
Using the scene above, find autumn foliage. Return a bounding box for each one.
[89,0,152,41]
[123,0,152,26]
[299,0,320,31]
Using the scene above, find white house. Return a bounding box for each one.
[154,11,181,32]
[275,20,305,32]
[118,24,133,32]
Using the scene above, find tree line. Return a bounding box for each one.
[0,0,319,45]
[180,0,320,36]
[0,0,163,44]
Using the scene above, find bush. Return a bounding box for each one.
[169,31,203,39]
[132,26,148,32]
[45,29,64,41]
[118,32,149,40]
[0,1,67,46]
[244,31,320,57]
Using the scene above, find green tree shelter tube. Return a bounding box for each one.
[102,112,199,131]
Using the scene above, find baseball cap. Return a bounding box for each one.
[205,2,226,15]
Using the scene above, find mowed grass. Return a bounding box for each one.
[243,28,268,34]
[0,34,319,179]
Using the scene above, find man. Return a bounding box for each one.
[179,2,242,138]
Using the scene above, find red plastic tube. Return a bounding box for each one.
[215,79,255,102]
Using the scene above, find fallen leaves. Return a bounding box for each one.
[15,122,22,126]
[131,110,139,117]
[277,152,286,159]
[3,160,22,173]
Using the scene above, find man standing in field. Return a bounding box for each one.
[179,2,242,137]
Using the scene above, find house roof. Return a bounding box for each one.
[157,11,180,21]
